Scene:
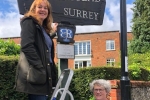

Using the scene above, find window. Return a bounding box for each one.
[106,59,115,66]
[75,61,91,69]
[106,40,115,50]
[74,41,91,55]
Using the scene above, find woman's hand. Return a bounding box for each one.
[52,23,58,33]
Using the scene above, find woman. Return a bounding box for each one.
[89,79,111,100]
[15,0,58,100]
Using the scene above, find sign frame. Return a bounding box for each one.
[57,44,75,59]
[17,0,106,25]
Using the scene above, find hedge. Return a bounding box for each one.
[0,56,150,100]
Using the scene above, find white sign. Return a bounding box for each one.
[125,56,128,72]
[57,44,74,59]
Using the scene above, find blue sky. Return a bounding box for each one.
[0,0,18,15]
[0,0,135,38]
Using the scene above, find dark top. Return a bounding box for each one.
[15,16,57,95]
[41,26,53,63]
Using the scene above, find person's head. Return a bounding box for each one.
[89,79,111,100]
[24,0,53,33]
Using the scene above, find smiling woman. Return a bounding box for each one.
[89,79,111,100]
[14,0,58,100]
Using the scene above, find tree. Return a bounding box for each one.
[0,39,20,55]
[129,0,150,53]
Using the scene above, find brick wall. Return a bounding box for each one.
[3,31,133,69]
[110,80,121,100]
[3,37,21,44]
[53,31,133,69]
[109,80,150,100]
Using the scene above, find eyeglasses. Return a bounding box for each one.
[94,89,105,92]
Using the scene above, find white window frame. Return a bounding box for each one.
[74,60,91,69]
[106,59,115,66]
[106,40,115,50]
[74,41,91,55]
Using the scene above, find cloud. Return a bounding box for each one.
[7,0,18,10]
[0,0,21,38]
[0,0,134,38]
[0,11,21,38]
[127,4,134,31]
[76,0,134,33]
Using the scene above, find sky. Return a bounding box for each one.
[0,0,135,38]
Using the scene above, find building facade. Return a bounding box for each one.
[4,31,133,69]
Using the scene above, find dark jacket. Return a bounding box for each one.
[15,17,57,95]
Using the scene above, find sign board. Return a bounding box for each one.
[17,0,106,25]
[50,0,106,25]
[57,24,75,43]
[17,0,33,14]
[57,44,74,59]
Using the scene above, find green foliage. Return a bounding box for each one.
[1,55,150,100]
[130,0,150,53]
[0,39,20,56]
[70,66,150,100]
[128,51,150,69]
[0,55,28,100]
[128,51,150,80]
[128,63,141,79]
[89,96,94,100]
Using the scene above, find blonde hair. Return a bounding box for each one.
[22,0,53,33]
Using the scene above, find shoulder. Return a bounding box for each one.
[21,16,38,26]
[20,17,41,31]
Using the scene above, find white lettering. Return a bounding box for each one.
[83,10,88,18]
[95,0,101,2]
[64,8,68,15]
[94,12,99,20]
[64,8,99,20]
[60,29,72,39]
[69,8,76,16]
[79,0,101,2]
[89,11,93,19]
[76,9,82,17]
[58,0,101,2]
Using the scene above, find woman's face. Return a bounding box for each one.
[35,1,48,23]
[93,84,108,100]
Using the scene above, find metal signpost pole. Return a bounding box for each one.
[58,58,69,100]
[56,23,76,100]
[120,0,131,100]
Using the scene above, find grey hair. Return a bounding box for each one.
[89,79,111,93]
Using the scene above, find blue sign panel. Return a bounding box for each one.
[57,24,76,43]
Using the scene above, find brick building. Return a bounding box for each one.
[3,30,133,69]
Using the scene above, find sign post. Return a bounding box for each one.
[17,0,106,99]
[56,23,76,100]
[120,0,131,100]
